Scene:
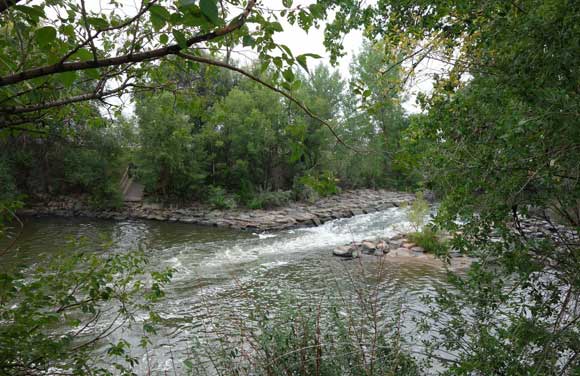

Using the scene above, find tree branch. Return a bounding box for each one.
[59,0,159,64]
[0,0,256,87]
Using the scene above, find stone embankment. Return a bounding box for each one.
[18,190,415,231]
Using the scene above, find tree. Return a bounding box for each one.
[134,92,206,200]
[331,39,409,189]
[0,0,342,136]
[392,0,580,373]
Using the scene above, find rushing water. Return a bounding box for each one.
[2,208,449,374]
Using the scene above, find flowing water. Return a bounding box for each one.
[2,208,450,374]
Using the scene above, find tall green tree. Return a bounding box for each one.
[334,40,408,189]
[394,1,580,373]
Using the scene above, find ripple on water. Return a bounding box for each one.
[3,207,448,374]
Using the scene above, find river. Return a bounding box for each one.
[2,207,450,374]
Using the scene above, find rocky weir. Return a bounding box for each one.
[17,190,415,231]
[330,215,578,266]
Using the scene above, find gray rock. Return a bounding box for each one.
[332,245,359,258]
[387,248,413,257]
[376,240,387,250]
[361,241,376,252]
[142,202,164,210]
[373,249,385,256]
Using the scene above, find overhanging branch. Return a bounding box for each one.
[0,0,256,87]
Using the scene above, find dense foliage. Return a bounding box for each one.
[395,0,580,374]
[0,0,578,374]
[0,240,173,375]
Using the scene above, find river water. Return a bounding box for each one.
[3,207,450,374]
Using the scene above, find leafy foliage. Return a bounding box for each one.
[397,0,580,374]
[407,228,449,257]
[0,239,173,375]
[407,191,430,231]
[0,123,126,208]
[207,185,237,210]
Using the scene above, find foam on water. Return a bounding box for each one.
[197,207,414,269]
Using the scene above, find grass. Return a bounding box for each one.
[407,227,449,256]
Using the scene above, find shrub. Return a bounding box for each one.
[207,186,237,210]
[407,191,430,231]
[246,190,293,209]
[292,179,320,203]
[298,171,341,198]
[407,227,449,256]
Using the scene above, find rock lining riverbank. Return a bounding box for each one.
[332,233,473,268]
[331,215,578,265]
[17,189,415,231]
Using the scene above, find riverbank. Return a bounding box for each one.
[17,189,415,231]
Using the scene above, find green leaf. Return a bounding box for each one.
[13,5,45,22]
[260,60,270,73]
[270,22,284,32]
[279,44,293,58]
[242,35,255,47]
[35,26,57,48]
[282,68,295,83]
[172,30,188,49]
[60,24,75,38]
[199,0,220,25]
[296,54,308,72]
[85,68,100,80]
[150,14,166,31]
[149,5,171,21]
[159,33,169,44]
[58,71,77,87]
[71,48,93,61]
[87,17,109,30]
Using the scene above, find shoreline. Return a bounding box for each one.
[17,189,416,231]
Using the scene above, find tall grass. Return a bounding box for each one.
[183,260,421,376]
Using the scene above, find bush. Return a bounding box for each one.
[407,191,430,231]
[298,171,341,198]
[292,179,320,203]
[407,227,449,256]
[0,239,173,375]
[246,190,293,209]
[207,186,237,210]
